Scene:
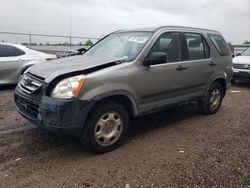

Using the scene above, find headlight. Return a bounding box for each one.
[51,75,85,99]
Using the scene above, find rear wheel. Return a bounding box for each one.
[199,82,224,115]
[81,100,129,153]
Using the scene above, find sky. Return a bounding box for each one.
[0,0,249,44]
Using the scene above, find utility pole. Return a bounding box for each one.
[69,13,72,51]
[29,31,32,48]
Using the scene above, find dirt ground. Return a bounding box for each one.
[0,83,249,188]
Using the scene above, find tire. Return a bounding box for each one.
[199,82,224,115]
[80,100,129,153]
[231,79,236,83]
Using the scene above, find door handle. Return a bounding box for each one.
[209,62,217,66]
[176,65,187,71]
[18,59,26,62]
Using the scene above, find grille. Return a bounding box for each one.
[233,64,250,70]
[19,73,44,94]
[15,94,39,119]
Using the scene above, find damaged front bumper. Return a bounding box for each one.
[14,85,94,136]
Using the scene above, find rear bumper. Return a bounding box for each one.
[14,88,94,136]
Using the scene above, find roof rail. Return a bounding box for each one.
[155,25,218,33]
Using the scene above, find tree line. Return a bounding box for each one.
[18,39,94,46]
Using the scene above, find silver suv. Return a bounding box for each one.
[14,26,232,153]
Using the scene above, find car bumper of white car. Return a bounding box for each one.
[233,69,250,80]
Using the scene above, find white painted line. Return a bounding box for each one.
[231,90,241,93]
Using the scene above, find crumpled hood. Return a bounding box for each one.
[28,55,121,82]
[233,55,250,64]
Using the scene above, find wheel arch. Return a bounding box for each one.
[16,64,33,81]
[80,91,139,139]
[91,90,139,117]
[207,75,227,97]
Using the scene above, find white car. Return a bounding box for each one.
[0,43,56,85]
[232,47,250,82]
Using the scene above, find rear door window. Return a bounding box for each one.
[0,44,25,57]
[209,34,229,56]
[184,33,210,60]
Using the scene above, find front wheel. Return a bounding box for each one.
[81,100,129,153]
[199,82,224,115]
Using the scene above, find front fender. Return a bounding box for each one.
[80,85,139,116]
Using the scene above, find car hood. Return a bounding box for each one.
[233,55,250,64]
[28,55,121,83]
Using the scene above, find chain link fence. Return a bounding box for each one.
[0,31,100,55]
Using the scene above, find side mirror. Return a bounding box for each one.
[77,48,87,54]
[236,53,241,56]
[143,52,167,66]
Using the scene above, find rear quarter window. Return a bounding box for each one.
[209,34,229,56]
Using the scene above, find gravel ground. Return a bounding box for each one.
[0,83,249,188]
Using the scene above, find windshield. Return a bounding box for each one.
[241,47,250,56]
[85,32,153,61]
